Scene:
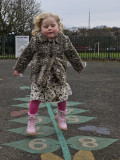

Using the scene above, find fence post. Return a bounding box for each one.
[108,36,111,59]
[1,36,6,55]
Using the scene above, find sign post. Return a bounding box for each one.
[15,36,29,58]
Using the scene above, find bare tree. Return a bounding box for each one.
[0,0,41,36]
[0,0,41,54]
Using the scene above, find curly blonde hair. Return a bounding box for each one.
[32,12,63,36]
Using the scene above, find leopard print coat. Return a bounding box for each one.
[14,32,84,87]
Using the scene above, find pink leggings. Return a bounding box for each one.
[29,100,67,114]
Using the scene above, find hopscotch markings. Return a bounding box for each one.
[66,115,97,124]
[3,86,119,157]
[11,103,29,108]
[20,86,31,90]
[54,108,95,124]
[53,107,89,115]
[3,138,60,154]
[67,101,84,106]
[73,150,95,160]
[9,116,51,125]
[41,152,64,160]
[67,136,119,151]
[10,109,28,117]
[7,125,55,137]
[11,102,46,109]
[51,101,84,107]
[12,100,83,108]
[46,103,71,160]
[14,97,30,102]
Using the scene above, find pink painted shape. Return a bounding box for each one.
[10,109,28,117]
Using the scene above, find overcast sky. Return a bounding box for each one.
[37,0,120,28]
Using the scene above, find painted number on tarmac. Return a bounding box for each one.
[53,108,89,115]
[79,137,98,148]
[67,136,118,151]
[36,126,44,135]
[29,139,47,150]
[3,138,60,154]
[66,115,96,124]
[7,125,55,137]
[66,115,79,123]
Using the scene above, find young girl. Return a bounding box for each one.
[14,12,85,136]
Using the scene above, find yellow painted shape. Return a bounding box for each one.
[0,79,3,80]
[41,152,64,160]
[73,150,95,160]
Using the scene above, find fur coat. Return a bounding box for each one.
[14,32,84,87]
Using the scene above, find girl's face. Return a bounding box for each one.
[41,17,59,39]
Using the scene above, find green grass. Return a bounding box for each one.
[0,55,15,59]
[0,53,120,60]
[79,52,120,59]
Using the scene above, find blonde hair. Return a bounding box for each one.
[32,12,63,36]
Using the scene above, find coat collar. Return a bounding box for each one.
[37,32,63,43]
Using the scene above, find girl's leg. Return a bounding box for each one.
[29,100,41,114]
[26,100,41,136]
[55,100,67,131]
[58,100,66,111]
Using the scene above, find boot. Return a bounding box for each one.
[55,110,67,131]
[26,112,36,136]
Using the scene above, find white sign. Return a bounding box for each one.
[15,36,29,58]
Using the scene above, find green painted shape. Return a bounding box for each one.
[67,136,119,151]
[67,101,84,106]
[11,102,46,108]
[53,107,89,115]
[3,138,60,154]
[11,103,29,108]
[9,116,51,125]
[66,115,97,124]
[20,86,31,90]
[8,125,55,137]
[12,100,82,108]
[14,97,30,102]
[50,101,84,107]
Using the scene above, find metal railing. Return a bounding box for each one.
[69,35,120,60]
[0,35,15,59]
[0,35,120,60]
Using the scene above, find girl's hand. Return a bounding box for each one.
[78,70,82,74]
[14,70,20,76]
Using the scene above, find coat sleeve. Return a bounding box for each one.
[64,36,84,72]
[13,36,37,73]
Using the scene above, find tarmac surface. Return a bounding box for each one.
[0,60,120,160]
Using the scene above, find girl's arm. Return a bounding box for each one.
[13,36,37,74]
[64,36,84,73]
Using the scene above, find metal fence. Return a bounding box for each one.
[69,35,120,60]
[0,35,120,60]
[0,35,15,59]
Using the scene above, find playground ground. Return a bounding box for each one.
[0,60,120,160]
